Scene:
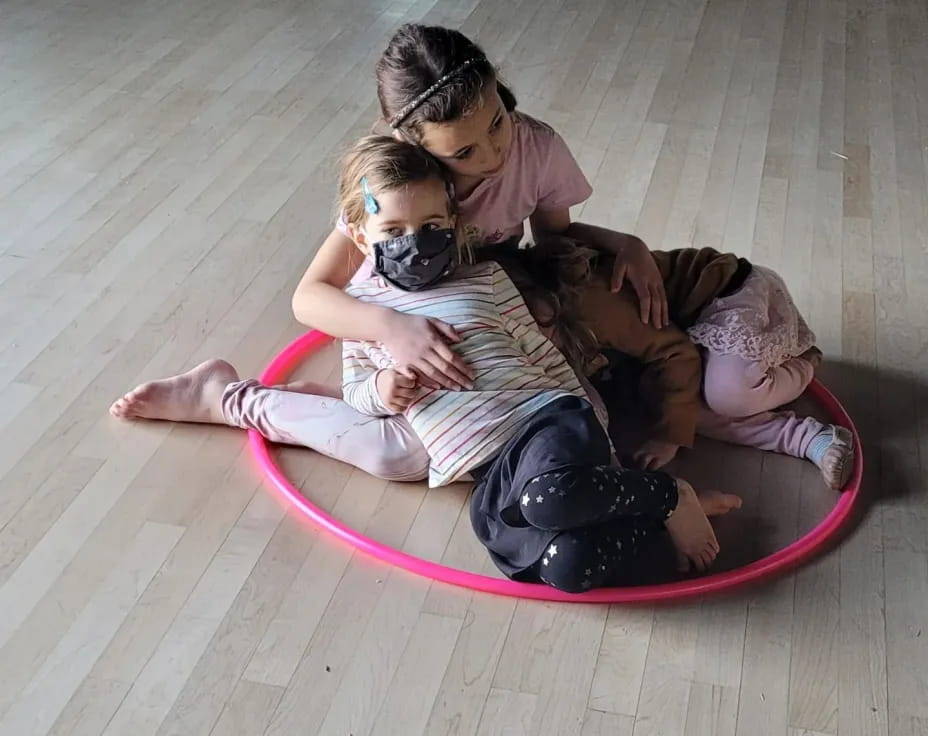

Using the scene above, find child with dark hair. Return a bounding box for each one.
[482,239,854,490]
[332,136,740,590]
[281,23,671,479]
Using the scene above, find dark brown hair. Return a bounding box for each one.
[376,24,517,141]
[477,237,602,372]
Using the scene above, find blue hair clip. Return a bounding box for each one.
[360,177,379,215]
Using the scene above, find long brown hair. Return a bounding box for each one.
[477,237,603,372]
[376,24,517,141]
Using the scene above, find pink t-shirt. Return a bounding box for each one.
[338,112,592,249]
[455,112,593,244]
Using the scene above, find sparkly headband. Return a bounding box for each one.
[389,57,481,129]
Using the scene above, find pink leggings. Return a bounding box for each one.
[697,351,822,456]
[221,379,430,481]
[220,353,823,482]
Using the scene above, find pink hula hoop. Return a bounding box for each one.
[249,331,863,603]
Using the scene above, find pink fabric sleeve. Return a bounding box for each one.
[335,211,350,236]
[535,131,593,212]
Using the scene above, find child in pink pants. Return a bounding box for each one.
[692,265,844,479]
[483,241,853,489]
[112,256,852,490]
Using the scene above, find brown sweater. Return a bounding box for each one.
[578,247,750,447]
[487,241,751,448]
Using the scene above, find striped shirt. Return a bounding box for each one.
[343,262,589,487]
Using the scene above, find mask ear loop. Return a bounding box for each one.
[360,177,380,215]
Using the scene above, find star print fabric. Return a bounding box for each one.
[468,396,679,592]
[533,522,661,592]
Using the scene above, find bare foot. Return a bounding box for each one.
[698,491,743,517]
[274,379,342,399]
[665,480,720,573]
[109,359,239,424]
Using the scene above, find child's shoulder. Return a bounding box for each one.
[468,259,520,294]
[344,277,391,301]
[454,261,499,281]
[512,111,557,137]
[510,112,567,163]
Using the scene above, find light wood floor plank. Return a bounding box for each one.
[371,612,464,736]
[587,606,653,717]
[100,492,282,736]
[207,679,284,736]
[582,710,635,736]
[0,521,183,736]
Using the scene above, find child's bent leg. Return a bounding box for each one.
[697,407,823,457]
[111,361,429,481]
[518,466,740,531]
[518,465,738,572]
[702,352,815,417]
[697,407,854,489]
[517,466,678,531]
[221,379,429,482]
[528,522,659,593]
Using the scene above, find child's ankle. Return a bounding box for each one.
[805,427,834,465]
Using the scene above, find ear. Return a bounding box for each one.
[347,222,372,255]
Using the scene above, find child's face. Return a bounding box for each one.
[351,177,454,254]
[417,87,513,181]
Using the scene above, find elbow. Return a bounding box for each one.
[290,288,306,325]
[291,281,317,327]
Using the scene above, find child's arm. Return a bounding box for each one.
[293,228,392,339]
[577,277,703,449]
[529,210,669,328]
[342,339,420,416]
[523,120,668,327]
[293,228,473,390]
[342,339,391,416]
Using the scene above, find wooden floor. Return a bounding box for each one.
[1,0,927,733]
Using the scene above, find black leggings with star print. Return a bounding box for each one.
[469,396,681,593]
[521,467,678,592]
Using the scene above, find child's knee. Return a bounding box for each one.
[361,444,429,482]
[538,569,589,593]
[519,494,567,530]
[705,357,813,417]
[518,470,593,529]
[537,553,593,593]
[703,368,768,418]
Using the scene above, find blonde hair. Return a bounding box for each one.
[337,135,452,228]
[337,135,478,261]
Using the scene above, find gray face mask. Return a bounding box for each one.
[372,228,457,292]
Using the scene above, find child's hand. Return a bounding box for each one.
[634,439,680,470]
[610,236,669,328]
[376,368,419,414]
[382,312,474,391]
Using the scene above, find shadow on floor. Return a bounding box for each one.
[275,353,926,589]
